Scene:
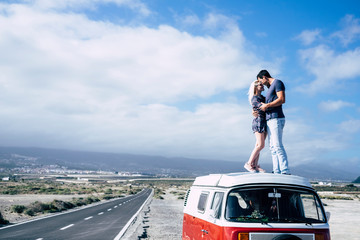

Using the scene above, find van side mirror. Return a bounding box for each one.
[326,211,331,221]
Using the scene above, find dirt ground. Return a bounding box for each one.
[122,189,184,240]
[122,191,360,240]
[322,198,360,240]
[1,192,359,240]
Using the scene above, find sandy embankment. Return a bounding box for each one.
[0,194,92,223]
[123,191,360,240]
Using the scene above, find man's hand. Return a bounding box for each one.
[259,91,285,112]
[259,103,268,111]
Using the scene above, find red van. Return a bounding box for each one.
[182,172,330,240]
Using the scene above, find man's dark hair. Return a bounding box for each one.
[257,69,272,79]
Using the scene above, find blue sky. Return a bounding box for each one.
[0,0,359,175]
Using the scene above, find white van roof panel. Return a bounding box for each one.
[193,172,312,188]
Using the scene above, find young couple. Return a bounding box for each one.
[244,70,290,175]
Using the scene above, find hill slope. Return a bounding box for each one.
[0,146,356,180]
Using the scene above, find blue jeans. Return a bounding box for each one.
[267,118,290,174]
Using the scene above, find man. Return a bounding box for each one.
[257,70,290,174]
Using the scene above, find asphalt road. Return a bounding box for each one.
[0,188,152,240]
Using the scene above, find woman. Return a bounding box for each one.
[244,80,266,173]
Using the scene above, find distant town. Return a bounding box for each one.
[0,146,359,181]
[0,153,147,179]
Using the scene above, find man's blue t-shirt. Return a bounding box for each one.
[265,79,285,120]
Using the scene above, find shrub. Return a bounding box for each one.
[73,198,86,206]
[27,201,55,213]
[102,195,114,200]
[0,211,9,225]
[12,205,26,214]
[2,189,18,195]
[85,196,100,204]
[62,188,71,194]
[25,209,35,216]
[51,200,75,211]
[105,188,113,194]
[320,195,353,200]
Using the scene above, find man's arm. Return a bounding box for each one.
[259,91,285,111]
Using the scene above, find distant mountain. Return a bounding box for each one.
[0,146,357,181]
[353,176,360,183]
[0,146,243,177]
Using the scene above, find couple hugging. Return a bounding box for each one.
[244,70,290,175]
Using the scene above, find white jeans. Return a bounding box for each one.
[267,118,290,174]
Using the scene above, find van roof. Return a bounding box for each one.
[192,172,312,188]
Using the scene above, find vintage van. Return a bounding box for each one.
[182,172,330,240]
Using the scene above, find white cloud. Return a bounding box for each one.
[298,45,360,93]
[318,100,354,112]
[295,29,321,45]
[0,100,256,160]
[296,15,360,94]
[332,14,360,46]
[338,119,360,133]
[176,12,244,45]
[203,13,235,30]
[280,118,353,166]
[0,2,278,160]
[177,14,201,26]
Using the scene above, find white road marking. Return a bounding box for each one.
[84,216,93,220]
[114,190,153,240]
[114,206,117,208]
[107,208,112,211]
[36,238,43,240]
[98,212,104,215]
[60,224,74,230]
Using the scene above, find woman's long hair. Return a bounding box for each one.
[247,80,261,105]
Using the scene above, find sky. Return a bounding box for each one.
[0,0,359,173]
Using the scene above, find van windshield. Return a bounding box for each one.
[225,187,326,224]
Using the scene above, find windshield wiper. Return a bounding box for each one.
[260,218,269,225]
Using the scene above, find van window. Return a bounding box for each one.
[197,192,209,213]
[210,192,224,219]
[301,193,325,221]
[225,187,326,224]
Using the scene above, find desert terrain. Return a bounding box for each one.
[1,184,359,240]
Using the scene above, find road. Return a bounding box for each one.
[0,188,152,240]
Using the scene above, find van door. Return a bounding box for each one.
[195,191,210,239]
[204,192,224,240]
